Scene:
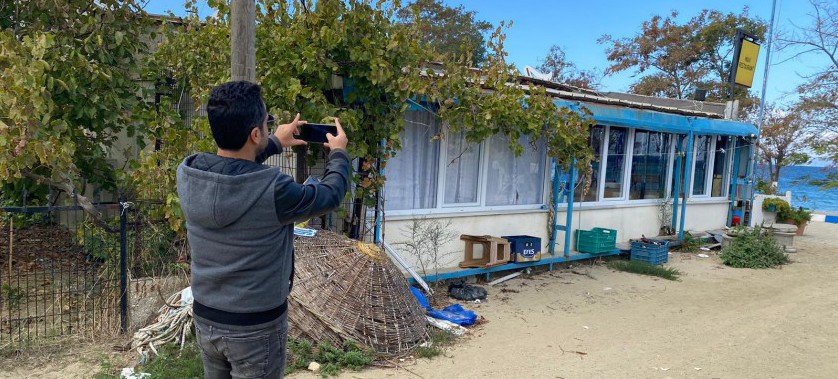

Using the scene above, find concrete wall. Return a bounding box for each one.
[383,200,730,271]
[753,192,793,226]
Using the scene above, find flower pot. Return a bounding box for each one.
[783,219,807,236]
[795,222,807,236]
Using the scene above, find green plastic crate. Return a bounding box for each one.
[574,227,617,254]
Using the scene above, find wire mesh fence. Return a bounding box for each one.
[0,202,123,352]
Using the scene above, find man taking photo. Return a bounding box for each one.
[177,81,351,378]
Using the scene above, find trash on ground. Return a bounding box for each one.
[412,287,478,326]
[131,287,194,364]
[488,272,522,286]
[425,316,468,335]
[448,280,488,301]
[120,368,150,379]
[698,253,710,258]
[308,362,321,372]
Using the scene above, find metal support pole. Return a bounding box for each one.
[727,139,742,226]
[549,160,560,256]
[564,160,576,258]
[744,142,754,226]
[679,133,694,240]
[119,198,128,333]
[671,136,682,231]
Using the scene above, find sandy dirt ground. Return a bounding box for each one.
[2,222,838,379]
[291,222,838,379]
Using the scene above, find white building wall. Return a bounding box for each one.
[383,200,730,271]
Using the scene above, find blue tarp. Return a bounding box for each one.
[411,287,477,326]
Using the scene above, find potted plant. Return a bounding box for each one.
[761,198,790,224]
[780,207,812,236]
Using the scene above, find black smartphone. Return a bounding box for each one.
[300,123,338,144]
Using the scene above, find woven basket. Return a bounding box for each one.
[288,230,429,356]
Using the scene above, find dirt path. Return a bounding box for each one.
[292,222,838,379]
[3,223,837,378]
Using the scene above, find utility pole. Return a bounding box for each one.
[231,0,256,82]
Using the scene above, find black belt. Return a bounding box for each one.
[193,299,287,326]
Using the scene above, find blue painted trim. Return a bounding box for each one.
[564,161,576,258]
[410,250,623,283]
[679,132,694,240]
[549,160,560,256]
[671,136,682,231]
[554,100,757,137]
[745,143,755,227]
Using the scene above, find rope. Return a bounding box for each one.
[131,287,194,364]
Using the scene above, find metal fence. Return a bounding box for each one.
[0,200,121,351]
[0,159,377,352]
[0,194,179,352]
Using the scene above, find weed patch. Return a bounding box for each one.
[607,260,681,281]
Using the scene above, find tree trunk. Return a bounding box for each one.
[231,0,256,82]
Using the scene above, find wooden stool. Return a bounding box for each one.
[458,235,511,268]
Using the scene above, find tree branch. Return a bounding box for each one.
[21,170,118,233]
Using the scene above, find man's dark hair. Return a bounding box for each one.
[206,81,267,150]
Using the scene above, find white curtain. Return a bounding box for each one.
[444,131,480,204]
[384,111,440,210]
[485,134,546,206]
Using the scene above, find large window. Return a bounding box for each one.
[385,112,549,213]
[630,131,671,200]
[383,111,440,210]
[603,127,628,199]
[574,126,604,202]
[692,136,710,196]
[444,131,481,205]
[485,134,546,206]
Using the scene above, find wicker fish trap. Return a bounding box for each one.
[288,230,429,356]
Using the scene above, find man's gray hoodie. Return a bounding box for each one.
[176,137,350,324]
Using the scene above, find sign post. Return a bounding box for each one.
[728,29,761,101]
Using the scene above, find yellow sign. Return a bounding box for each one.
[735,39,760,87]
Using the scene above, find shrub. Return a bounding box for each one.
[720,227,790,268]
[779,206,812,226]
[762,198,790,214]
[607,260,681,281]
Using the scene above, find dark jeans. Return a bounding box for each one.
[194,312,288,379]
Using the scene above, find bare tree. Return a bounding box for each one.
[777,0,837,162]
[747,105,812,183]
[538,45,601,89]
[395,218,459,280]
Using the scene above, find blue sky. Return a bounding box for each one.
[142,0,830,105]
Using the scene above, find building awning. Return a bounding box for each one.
[554,100,758,137]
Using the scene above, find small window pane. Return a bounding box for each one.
[630,131,670,200]
[384,111,439,210]
[711,136,729,197]
[574,126,604,202]
[692,136,710,195]
[485,134,546,206]
[603,127,627,199]
[444,131,480,204]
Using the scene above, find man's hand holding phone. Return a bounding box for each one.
[324,119,348,151]
[273,113,308,149]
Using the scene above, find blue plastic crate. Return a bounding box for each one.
[502,235,541,263]
[630,239,670,265]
